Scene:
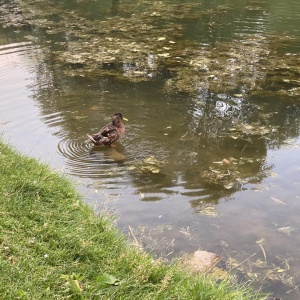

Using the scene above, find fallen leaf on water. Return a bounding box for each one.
[247,272,258,279]
[89,105,100,110]
[143,156,159,164]
[74,116,88,120]
[223,182,235,189]
[271,197,287,205]
[149,166,160,173]
[157,53,170,58]
[277,226,294,236]
[199,206,219,217]
[129,156,163,174]
[269,172,278,177]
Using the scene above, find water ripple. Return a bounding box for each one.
[57,137,127,181]
[0,41,33,56]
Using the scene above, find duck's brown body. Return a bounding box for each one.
[87,113,127,146]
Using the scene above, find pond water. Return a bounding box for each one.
[1,0,300,298]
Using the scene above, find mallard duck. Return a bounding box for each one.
[87,113,128,146]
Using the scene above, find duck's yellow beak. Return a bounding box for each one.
[123,117,128,121]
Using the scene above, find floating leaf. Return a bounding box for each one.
[199,206,219,217]
[128,156,164,174]
[150,167,160,173]
[143,156,159,165]
[157,53,170,58]
[271,197,287,205]
[247,272,258,279]
[277,226,294,236]
[74,115,88,120]
[223,182,235,189]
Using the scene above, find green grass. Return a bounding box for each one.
[0,140,266,299]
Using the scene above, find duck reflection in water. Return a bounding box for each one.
[89,143,126,162]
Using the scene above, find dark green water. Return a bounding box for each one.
[1,0,300,298]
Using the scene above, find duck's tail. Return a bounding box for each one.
[87,134,99,144]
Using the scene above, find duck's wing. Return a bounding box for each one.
[88,124,120,145]
[100,125,120,144]
[97,124,118,137]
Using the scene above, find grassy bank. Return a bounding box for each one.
[0,140,265,299]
